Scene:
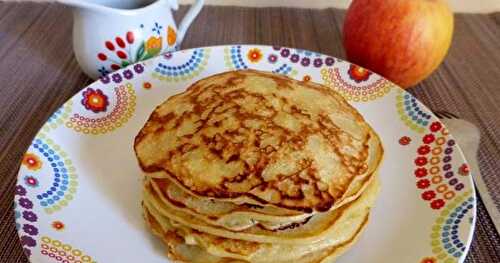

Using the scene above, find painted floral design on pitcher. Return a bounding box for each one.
[61,0,205,79]
[97,23,177,76]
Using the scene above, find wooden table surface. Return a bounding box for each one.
[1,2,500,262]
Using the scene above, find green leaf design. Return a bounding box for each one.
[142,53,153,61]
[135,42,145,62]
[121,61,130,67]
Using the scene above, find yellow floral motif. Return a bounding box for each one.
[167,26,177,46]
[146,36,162,57]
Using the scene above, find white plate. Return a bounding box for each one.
[14,45,476,263]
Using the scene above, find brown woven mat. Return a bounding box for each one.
[0,2,499,262]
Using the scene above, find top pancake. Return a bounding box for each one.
[134,69,383,212]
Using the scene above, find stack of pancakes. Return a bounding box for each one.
[134,70,383,263]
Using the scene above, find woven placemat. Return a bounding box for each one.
[0,3,499,262]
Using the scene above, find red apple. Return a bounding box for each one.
[343,0,454,88]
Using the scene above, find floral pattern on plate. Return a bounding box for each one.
[15,45,475,263]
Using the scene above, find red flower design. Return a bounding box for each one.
[430,122,442,132]
[81,88,109,113]
[421,257,437,263]
[417,145,431,155]
[51,221,65,231]
[116,50,127,59]
[98,32,137,74]
[430,199,445,209]
[414,157,428,166]
[97,53,107,61]
[414,168,428,178]
[116,37,125,48]
[423,134,435,144]
[421,190,436,200]
[126,31,134,44]
[399,136,411,145]
[24,176,39,188]
[459,164,470,176]
[143,82,152,89]
[348,64,372,82]
[417,179,430,189]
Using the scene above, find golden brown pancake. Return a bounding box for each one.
[144,203,369,262]
[135,70,383,213]
[146,165,376,232]
[144,204,369,263]
[147,171,378,233]
[142,176,379,245]
[150,177,311,231]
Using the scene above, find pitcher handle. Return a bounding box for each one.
[175,0,204,46]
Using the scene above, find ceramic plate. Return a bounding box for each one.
[14,45,476,263]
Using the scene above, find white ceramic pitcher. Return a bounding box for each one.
[58,0,204,79]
